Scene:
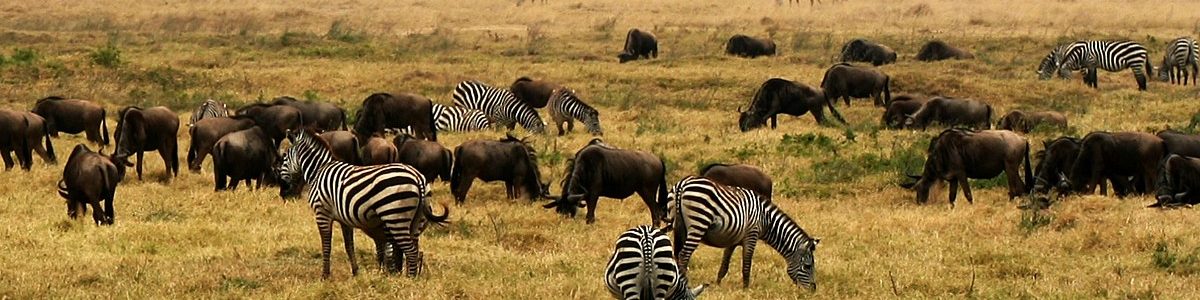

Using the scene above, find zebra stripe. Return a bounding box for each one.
[432,103,490,132]
[604,225,704,300]
[451,80,545,134]
[189,99,228,127]
[279,129,448,278]
[1158,37,1199,85]
[1051,40,1151,90]
[664,176,819,291]
[547,89,602,136]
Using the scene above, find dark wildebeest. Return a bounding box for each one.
[881,95,928,129]
[1157,130,1200,158]
[618,28,658,63]
[0,109,33,170]
[726,34,776,58]
[738,78,845,131]
[916,40,975,61]
[212,126,278,191]
[57,144,123,225]
[354,93,437,142]
[451,134,548,204]
[20,112,57,164]
[997,110,1068,133]
[186,116,256,172]
[235,103,304,147]
[32,96,109,145]
[1151,154,1200,207]
[840,39,896,66]
[1061,132,1164,196]
[360,135,398,165]
[510,77,562,109]
[1030,137,1129,204]
[902,129,1032,206]
[902,97,993,130]
[113,106,181,180]
[271,96,347,131]
[318,130,362,165]
[393,133,453,182]
[542,139,668,224]
[821,63,892,107]
[700,163,773,201]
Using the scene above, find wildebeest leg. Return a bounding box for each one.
[637,189,662,226]
[135,151,144,180]
[452,174,475,204]
[947,179,960,207]
[1,151,13,170]
[214,170,227,191]
[585,196,599,224]
[66,199,80,219]
[103,193,115,225]
[1006,163,1025,199]
[716,246,735,284]
[504,180,516,199]
[340,223,359,276]
[88,198,105,225]
[769,114,778,129]
[229,179,240,191]
[960,178,975,204]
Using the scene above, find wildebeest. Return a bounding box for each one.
[1157,130,1200,158]
[212,126,278,191]
[360,135,398,165]
[726,34,776,58]
[20,112,57,164]
[1061,131,1164,196]
[542,139,668,224]
[821,63,892,106]
[700,163,773,201]
[738,78,845,131]
[997,110,1068,133]
[32,96,109,145]
[902,97,993,130]
[881,95,928,129]
[618,28,658,63]
[509,77,561,109]
[0,109,33,170]
[451,134,547,204]
[916,40,974,61]
[57,144,123,225]
[393,133,453,183]
[1151,154,1200,207]
[318,130,362,165]
[271,96,347,131]
[840,39,896,66]
[354,93,437,141]
[902,129,1032,205]
[113,106,181,180]
[187,116,256,172]
[236,103,304,147]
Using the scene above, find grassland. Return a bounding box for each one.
[2,0,1200,298]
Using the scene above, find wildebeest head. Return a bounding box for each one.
[617,52,637,63]
[1031,136,1081,197]
[503,133,551,201]
[902,129,972,204]
[737,105,766,132]
[111,107,145,169]
[996,110,1025,131]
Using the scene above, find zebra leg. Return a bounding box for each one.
[315,214,334,279]
[674,220,709,279]
[555,120,566,136]
[716,246,736,284]
[1191,62,1198,85]
[566,119,575,133]
[340,223,359,276]
[741,235,759,288]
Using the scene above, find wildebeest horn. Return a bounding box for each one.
[905,173,922,179]
[541,201,558,209]
[737,105,744,113]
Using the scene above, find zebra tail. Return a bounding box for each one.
[421,200,450,226]
[638,258,655,300]
[440,148,453,182]
[670,191,687,258]
[101,108,110,146]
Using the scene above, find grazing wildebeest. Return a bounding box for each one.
[738,78,844,131]
[187,116,256,172]
[618,28,658,63]
[881,95,928,129]
[902,97,993,130]
[271,96,347,131]
[393,133,453,182]
[542,139,668,224]
[1157,130,1200,158]
[451,134,548,204]
[700,163,773,201]
[32,96,109,145]
[1029,137,1131,206]
[1151,154,1200,207]
[360,135,398,165]
[0,109,33,170]
[1061,131,1164,196]
[821,63,892,107]
[840,38,896,66]
[901,129,1032,206]
[188,99,228,127]
[212,126,278,191]
[916,40,974,61]
[996,110,1068,133]
[112,106,181,180]
[509,77,561,109]
[236,103,304,147]
[355,93,437,141]
[318,131,362,165]
[20,112,57,164]
[57,144,123,225]
[726,34,776,58]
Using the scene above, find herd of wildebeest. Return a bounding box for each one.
[2,28,1198,298]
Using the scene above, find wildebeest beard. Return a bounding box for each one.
[549,157,589,216]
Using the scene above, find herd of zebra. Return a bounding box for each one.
[1037,37,1200,89]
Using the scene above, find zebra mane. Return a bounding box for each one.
[761,202,816,257]
[557,89,597,114]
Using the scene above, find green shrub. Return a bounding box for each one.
[325,19,367,43]
[90,43,122,68]
[10,48,39,65]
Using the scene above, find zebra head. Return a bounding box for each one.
[278,129,325,198]
[787,238,819,291]
[1037,52,1057,80]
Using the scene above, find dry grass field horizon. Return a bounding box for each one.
[2,0,1200,299]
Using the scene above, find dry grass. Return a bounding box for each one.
[2,0,1200,298]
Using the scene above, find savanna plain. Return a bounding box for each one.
[2,0,1200,298]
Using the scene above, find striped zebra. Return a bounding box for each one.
[278,129,449,278]
[1158,37,1199,85]
[605,225,705,300]
[431,103,491,132]
[547,88,602,136]
[1037,50,1070,80]
[188,99,228,127]
[1048,40,1152,90]
[664,176,819,291]
[451,80,546,134]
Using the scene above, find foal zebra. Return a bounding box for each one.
[279,129,448,278]
[189,99,228,127]
[1158,37,1199,85]
[547,89,602,136]
[664,176,819,291]
[1048,40,1152,90]
[451,80,546,133]
[431,103,491,132]
[604,225,705,300]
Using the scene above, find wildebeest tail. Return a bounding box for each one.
[428,99,439,142]
[42,119,56,163]
[440,148,453,181]
[656,158,669,222]
[186,126,198,168]
[17,117,31,169]
[984,105,994,129]
[100,108,110,146]
[883,75,893,105]
[1024,140,1034,194]
[450,147,464,199]
[339,108,348,131]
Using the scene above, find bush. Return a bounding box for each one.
[325,20,367,43]
[1152,242,1200,275]
[90,43,122,68]
[10,48,39,65]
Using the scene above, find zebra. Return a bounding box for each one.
[664,176,819,291]
[451,80,546,134]
[604,225,706,300]
[1037,50,1070,80]
[1048,40,1152,90]
[278,129,449,278]
[1158,37,1199,85]
[188,99,228,127]
[547,88,603,136]
[432,103,491,132]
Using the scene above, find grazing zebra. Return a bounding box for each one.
[278,129,449,278]
[1158,37,1199,85]
[431,103,491,132]
[1037,50,1070,80]
[547,89,602,136]
[664,176,819,291]
[605,225,706,300]
[189,99,228,127]
[451,80,546,134]
[1048,40,1152,90]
